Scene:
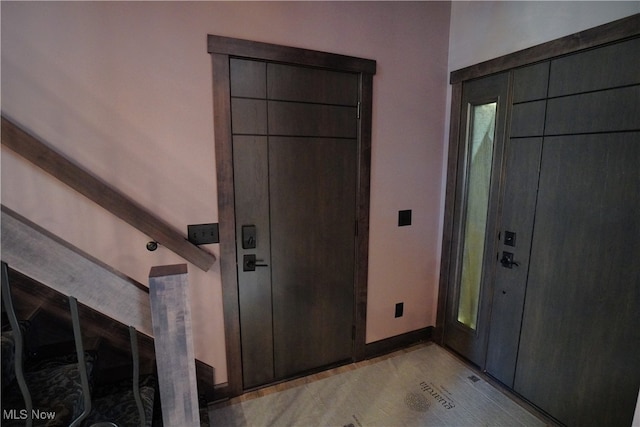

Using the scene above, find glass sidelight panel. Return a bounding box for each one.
[457,102,497,330]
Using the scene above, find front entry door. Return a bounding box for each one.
[443,33,640,426]
[231,59,359,389]
[443,72,509,367]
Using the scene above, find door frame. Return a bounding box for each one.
[436,14,639,348]
[208,35,376,397]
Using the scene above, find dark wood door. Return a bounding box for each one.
[514,132,640,427]
[487,38,640,426]
[484,61,549,387]
[231,59,359,388]
[512,38,640,427]
[446,35,640,426]
[443,72,509,367]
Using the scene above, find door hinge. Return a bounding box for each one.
[357,102,361,119]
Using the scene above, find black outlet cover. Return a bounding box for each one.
[398,210,412,226]
[395,302,404,318]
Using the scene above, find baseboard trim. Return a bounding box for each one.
[196,360,218,403]
[206,382,231,405]
[207,327,434,405]
[364,326,433,360]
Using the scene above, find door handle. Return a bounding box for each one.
[500,251,519,269]
[243,254,268,272]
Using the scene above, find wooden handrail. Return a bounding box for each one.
[1,116,216,272]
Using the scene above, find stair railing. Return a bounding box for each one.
[68,296,92,427]
[3,262,156,426]
[1,261,33,427]
[1,116,216,272]
[129,325,147,427]
[149,264,201,426]
[3,262,93,427]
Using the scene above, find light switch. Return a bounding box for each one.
[188,223,219,245]
[398,210,412,227]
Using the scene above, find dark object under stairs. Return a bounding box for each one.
[1,262,158,427]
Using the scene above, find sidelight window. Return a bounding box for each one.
[457,102,497,330]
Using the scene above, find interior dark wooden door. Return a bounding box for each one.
[231,59,359,388]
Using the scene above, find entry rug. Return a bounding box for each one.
[208,344,546,426]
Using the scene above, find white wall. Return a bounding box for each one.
[1,1,451,384]
[448,1,639,72]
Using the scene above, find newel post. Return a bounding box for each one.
[149,264,200,426]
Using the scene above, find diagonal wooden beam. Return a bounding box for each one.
[1,116,216,272]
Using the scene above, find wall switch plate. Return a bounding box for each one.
[398,210,412,226]
[188,223,219,245]
[395,302,404,318]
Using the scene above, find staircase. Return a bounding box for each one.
[1,263,159,427]
[1,117,218,425]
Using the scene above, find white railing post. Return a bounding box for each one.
[149,264,200,427]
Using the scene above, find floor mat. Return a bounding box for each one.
[208,344,546,426]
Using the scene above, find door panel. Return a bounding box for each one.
[230,58,266,98]
[484,60,549,388]
[211,36,375,398]
[267,63,359,105]
[230,58,359,388]
[515,133,640,427]
[484,137,542,387]
[512,62,550,103]
[269,137,357,378]
[509,101,546,137]
[444,72,509,367]
[548,37,640,97]
[233,136,274,388]
[267,101,358,138]
[545,86,640,135]
[231,98,268,135]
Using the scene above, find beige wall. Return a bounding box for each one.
[2,0,637,387]
[1,1,451,384]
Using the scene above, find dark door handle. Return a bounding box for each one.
[500,251,519,269]
[243,254,269,271]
